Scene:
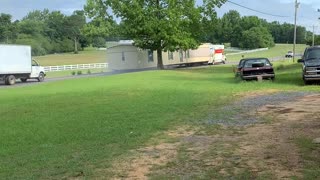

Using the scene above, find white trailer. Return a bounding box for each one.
[0,45,46,85]
[208,45,226,64]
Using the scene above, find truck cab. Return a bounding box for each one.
[298,46,320,85]
[29,60,46,81]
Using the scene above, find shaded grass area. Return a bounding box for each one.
[0,61,319,179]
[35,49,106,66]
[227,44,307,62]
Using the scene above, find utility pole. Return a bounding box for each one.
[293,0,299,62]
[313,25,315,46]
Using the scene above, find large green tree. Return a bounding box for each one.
[85,0,226,69]
[240,27,274,49]
[220,10,241,45]
[64,10,87,54]
[0,13,13,43]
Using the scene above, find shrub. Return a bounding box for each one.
[77,71,82,75]
[71,71,76,76]
[87,69,91,74]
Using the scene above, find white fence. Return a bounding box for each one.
[44,63,108,72]
[226,48,269,56]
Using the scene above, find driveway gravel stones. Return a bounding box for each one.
[205,91,313,126]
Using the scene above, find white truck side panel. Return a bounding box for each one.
[0,45,32,74]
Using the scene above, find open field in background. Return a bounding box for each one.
[227,44,307,62]
[35,48,106,66]
[0,60,319,179]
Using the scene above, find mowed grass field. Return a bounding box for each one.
[227,44,307,61]
[0,60,319,179]
[35,49,106,66]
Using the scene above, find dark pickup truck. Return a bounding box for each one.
[298,46,320,85]
[236,58,275,80]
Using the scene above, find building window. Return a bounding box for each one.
[168,51,174,60]
[148,50,154,62]
[122,52,125,61]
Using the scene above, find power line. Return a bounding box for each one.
[226,0,291,18]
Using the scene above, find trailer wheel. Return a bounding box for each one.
[38,72,45,82]
[20,78,27,82]
[6,75,16,85]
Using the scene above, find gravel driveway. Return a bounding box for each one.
[205,91,313,126]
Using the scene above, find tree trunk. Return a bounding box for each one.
[155,0,164,70]
[74,37,78,54]
[157,48,164,69]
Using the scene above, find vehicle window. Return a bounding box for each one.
[244,59,270,68]
[306,48,320,60]
[238,59,245,68]
[32,60,39,66]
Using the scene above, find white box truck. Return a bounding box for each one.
[208,45,227,64]
[0,44,46,85]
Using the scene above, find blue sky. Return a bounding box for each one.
[1,0,320,33]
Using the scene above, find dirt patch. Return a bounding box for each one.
[104,126,196,179]
[237,89,280,99]
[103,93,320,179]
[235,94,320,178]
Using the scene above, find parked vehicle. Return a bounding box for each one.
[297,46,320,85]
[0,45,46,85]
[208,45,226,64]
[285,51,293,58]
[236,58,275,80]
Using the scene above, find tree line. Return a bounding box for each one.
[0,5,312,58]
[200,10,310,49]
[0,9,112,56]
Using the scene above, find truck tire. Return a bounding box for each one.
[304,79,311,85]
[38,72,45,82]
[6,75,16,85]
[20,78,27,82]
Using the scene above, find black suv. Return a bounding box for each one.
[298,46,320,85]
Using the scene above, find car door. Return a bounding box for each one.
[30,60,40,78]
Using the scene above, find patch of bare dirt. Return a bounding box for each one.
[237,89,280,99]
[235,94,320,178]
[106,126,196,179]
[101,94,320,179]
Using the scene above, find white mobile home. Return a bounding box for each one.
[107,43,221,70]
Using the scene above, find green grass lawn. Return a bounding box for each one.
[35,49,106,66]
[227,44,307,62]
[0,61,319,179]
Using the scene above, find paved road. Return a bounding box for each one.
[0,69,155,88]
